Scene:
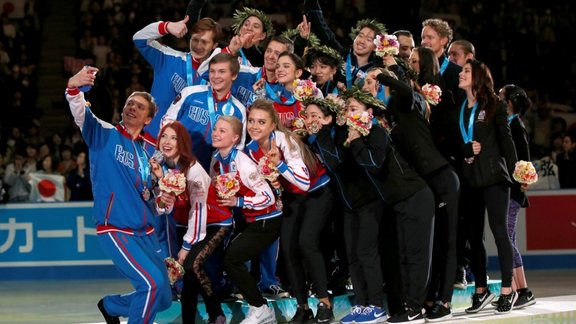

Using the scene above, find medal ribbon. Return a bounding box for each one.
[459,99,478,143]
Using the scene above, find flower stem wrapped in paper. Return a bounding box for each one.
[513,160,538,190]
[421,83,442,106]
[257,156,281,181]
[346,111,374,136]
[164,257,185,285]
[373,34,399,57]
[292,79,321,101]
[214,173,240,198]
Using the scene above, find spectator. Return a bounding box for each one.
[66,151,92,201]
[3,150,33,202]
[556,133,576,188]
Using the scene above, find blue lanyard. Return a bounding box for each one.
[206,88,234,128]
[133,141,151,187]
[459,99,478,143]
[377,85,389,105]
[265,82,296,105]
[439,57,449,76]
[186,53,195,86]
[239,49,249,66]
[508,114,518,124]
[345,53,357,89]
[215,148,238,174]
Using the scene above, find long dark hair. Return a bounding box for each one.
[468,59,499,122]
[501,84,532,116]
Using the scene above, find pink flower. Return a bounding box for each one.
[257,156,280,181]
[373,34,399,57]
[346,111,373,136]
[164,257,185,285]
[293,79,320,101]
[513,160,538,186]
[214,173,240,198]
[421,84,442,106]
[158,169,187,195]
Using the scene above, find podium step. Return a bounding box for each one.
[156,280,503,323]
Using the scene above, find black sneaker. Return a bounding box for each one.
[495,291,518,314]
[97,299,120,324]
[314,302,334,323]
[289,307,314,323]
[425,303,452,322]
[514,288,536,309]
[453,267,468,289]
[388,307,425,323]
[263,284,290,298]
[465,289,495,314]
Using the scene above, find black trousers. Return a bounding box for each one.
[281,185,334,305]
[343,199,385,307]
[425,165,460,304]
[394,186,435,311]
[224,217,281,307]
[461,182,514,288]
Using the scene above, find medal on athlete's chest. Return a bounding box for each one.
[142,188,151,201]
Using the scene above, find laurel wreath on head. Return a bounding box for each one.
[280,28,321,48]
[349,18,387,40]
[302,96,342,115]
[231,7,275,37]
[302,45,345,68]
[341,86,387,111]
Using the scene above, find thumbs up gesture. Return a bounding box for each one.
[167,15,190,38]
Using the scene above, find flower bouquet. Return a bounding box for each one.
[164,257,185,285]
[421,83,442,106]
[292,117,308,136]
[346,111,373,136]
[513,160,538,189]
[293,79,320,101]
[257,156,280,181]
[214,173,240,198]
[325,93,347,126]
[158,169,187,195]
[373,34,399,57]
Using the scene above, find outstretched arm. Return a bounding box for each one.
[304,0,345,54]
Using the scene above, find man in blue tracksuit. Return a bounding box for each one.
[133,15,223,139]
[161,52,247,171]
[66,66,176,324]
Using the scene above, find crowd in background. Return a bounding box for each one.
[1,0,576,203]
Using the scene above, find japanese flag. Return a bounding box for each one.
[0,0,26,18]
[29,173,66,202]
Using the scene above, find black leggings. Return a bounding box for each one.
[461,182,513,288]
[181,226,229,323]
[224,217,281,307]
[281,185,334,305]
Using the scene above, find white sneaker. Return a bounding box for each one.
[240,304,277,324]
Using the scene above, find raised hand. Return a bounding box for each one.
[297,15,311,39]
[267,138,280,165]
[67,66,99,89]
[167,15,190,38]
